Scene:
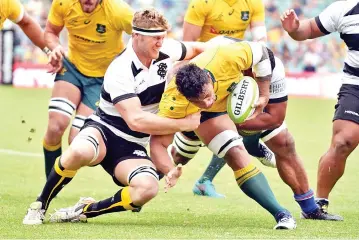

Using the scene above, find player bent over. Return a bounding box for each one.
[169,37,342,221]
[23,9,204,225]
[151,38,296,229]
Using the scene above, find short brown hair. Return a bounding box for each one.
[132,8,170,31]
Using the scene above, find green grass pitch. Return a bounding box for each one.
[1,86,358,239]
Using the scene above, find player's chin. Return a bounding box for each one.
[82,5,95,13]
[151,51,160,59]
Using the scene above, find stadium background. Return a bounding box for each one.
[2,0,359,239]
[0,0,346,97]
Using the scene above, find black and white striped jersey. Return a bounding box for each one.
[315,0,359,85]
[89,38,187,147]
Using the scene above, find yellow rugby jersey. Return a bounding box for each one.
[184,0,264,42]
[0,0,24,29]
[48,0,133,77]
[158,41,253,119]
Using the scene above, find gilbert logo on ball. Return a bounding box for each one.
[227,76,259,124]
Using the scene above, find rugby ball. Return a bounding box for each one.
[227,76,259,124]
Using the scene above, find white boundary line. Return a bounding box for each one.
[0,149,42,157]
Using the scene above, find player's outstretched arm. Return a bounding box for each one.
[150,134,183,191]
[281,9,325,41]
[150,134,175,175]
[115,97,201,135]
[17,13,46,50]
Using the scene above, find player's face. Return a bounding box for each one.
[79,0,100,13]
[143,35,166,59]
[188,80,216,109]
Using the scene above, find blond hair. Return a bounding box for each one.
[132,8,170,31]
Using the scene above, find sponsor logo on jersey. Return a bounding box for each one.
[84,20,91,24]
[209,26,245,35]
[210,26,218,34]
[229,9,234,16]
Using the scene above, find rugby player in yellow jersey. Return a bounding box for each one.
[150,39,297,230]
[183,0,266,43]
[42,0,133,179]
[181,0,269,198]
[0,0,46,53]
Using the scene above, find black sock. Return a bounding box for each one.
[83,187,139,218]
[43,140,62,179]
[37,157,77,210]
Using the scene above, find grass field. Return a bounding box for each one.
[1,85,359,239]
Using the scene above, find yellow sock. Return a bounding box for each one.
[234,163,260,186]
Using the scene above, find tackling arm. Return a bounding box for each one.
[115,97,200,135]
[150,134,175,175]
[248,43,275,115]
[238,101,287,131]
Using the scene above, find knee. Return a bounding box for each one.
[272,134,296,159]
[134,180,159,202]
[224,145,249,169]
[61,145,91,169]
[332,134,356,156]
[171,146,192,165]
[47,115,70,137]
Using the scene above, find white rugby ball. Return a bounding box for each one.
[227,76,259,124]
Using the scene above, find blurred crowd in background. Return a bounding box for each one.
[5,0,345,73]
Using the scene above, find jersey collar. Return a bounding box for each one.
[204,69,216,83]
[223,0,238,7]
[128,41,148,70]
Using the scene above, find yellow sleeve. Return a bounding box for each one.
[158,83,190,119]
[47,0,65,26]
[250,0,265,22]
[184,0,211,27]
[111,0,134,34]
[7,0,24,23]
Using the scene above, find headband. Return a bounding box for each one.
[132,26,167,36]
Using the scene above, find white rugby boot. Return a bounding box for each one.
[23,201,45,225]
[256,141,277,168]
[273,212,297,230]
[49,197,95,223]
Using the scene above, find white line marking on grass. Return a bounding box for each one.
[0,149,42,157]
